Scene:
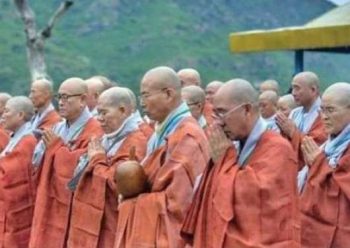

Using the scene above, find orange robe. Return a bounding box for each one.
[182,131,300,248]
[114,117,209,248]
[0,135,37,247]
[300,146,350,248]
[0,127,9,153]
[67,127,151,248]
[203,101,214,126]
[289,114,327,169]
[29,119,103,248]
[37,110,61,130]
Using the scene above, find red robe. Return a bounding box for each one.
[67,126,151,248]
[29,119,103,248]
[182,131,300,248]
[300,146,350,248]
[289,114,327,169]
[203,101,214,126]
[114,117,209,248]
[37,110,61,130]
[0,135,37,248]
[0,127,9,153]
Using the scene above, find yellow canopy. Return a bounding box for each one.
[229,3,350,53]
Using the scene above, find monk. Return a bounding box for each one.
[85,77,105,116]
[0,93,11,152]
[182,79,300,248]
[205,80,223,104]
[277,94,296,118]
[259,79,279,94]
[67,87,150,248]
[29,78,103,248]
[300,82,350,248]
[177,68,201,87]
[29,78,61,132]
[114,66,209,248]
[276,71,327,192]
[0,96,37,247]
[259,90,279,131]
[182,85,208,129]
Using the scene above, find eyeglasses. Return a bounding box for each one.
[55,93,83,101]
[138,88,167,101]
[213,103,248,119]
[187,101,200,107]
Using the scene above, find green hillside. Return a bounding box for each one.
[0,0,348,95]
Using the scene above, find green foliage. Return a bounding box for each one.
[0,0,348,95]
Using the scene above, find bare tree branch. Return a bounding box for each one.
[40,1,74,39]
[13,0,37,41]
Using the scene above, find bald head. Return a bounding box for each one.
[321,82,350,136]
[85,77,106,111]
[259,79,279,94]
[323,82,350,108]
[60,77,88,94]
[143,66,181,91]
[177,68,201,87]
[182,85,206,120]
[259,90,278,118]
[217,78,259,108]
[213,79,260,141]
[99,87,134,110]
[292,71,320,109]
[91,75,117,90]
[0,92,12,116]
[4,96,34,129]
[30,78,54,110]
[205,80,223,103]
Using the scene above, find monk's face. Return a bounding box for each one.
[277,100,292,117]
[181,92,202,120]
[140,76,172,123]
[321,94,350,136]
[213,92,249,141]
[205,85,218,104]
[96,98,129,134]
[57,82,86,122]
[291,77,316,107]
[2,104,24,132]
[259,98,276,119]
[29,81,51,109]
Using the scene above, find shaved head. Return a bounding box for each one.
[205,80,223,103]
[182,85,206,120]
[259,79,279,94]
[259,90,279,105]
[213,78,260,141]
[177,68,201,87]
[321,82,350,136]
[30,78,54,110]
[60,77,88,94]
[182,85,205,105]
[85,77,105,95]
[97,87,136,133]
[218,78,259,109]
[323,82,350,107]
[141,66,183,122]
[6,96,34,122]
[99,87,134,109]
[91,75,117,90]
[293,71,320,90]
[278,94,296,109]
[143,66,181,91]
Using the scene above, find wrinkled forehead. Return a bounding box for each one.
[213,90,234,110]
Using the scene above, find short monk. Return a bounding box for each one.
[300,82,350,248]
[0,96,37,247]
[182,79,300,248]
[29,78,103,248]
[29,78,61,132]
[114,66,209,247]
[67,87,150,248]
[276,71,327,192]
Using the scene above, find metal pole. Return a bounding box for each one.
[294,50,304,75]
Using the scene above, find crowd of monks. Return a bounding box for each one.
[0,66,349,248]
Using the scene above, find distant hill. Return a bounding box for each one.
[1,0,348,95]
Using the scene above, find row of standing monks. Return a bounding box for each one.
[0,67,349,248]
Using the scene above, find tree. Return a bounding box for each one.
[13,0,74,81]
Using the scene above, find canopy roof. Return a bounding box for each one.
[229,3,350,53]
